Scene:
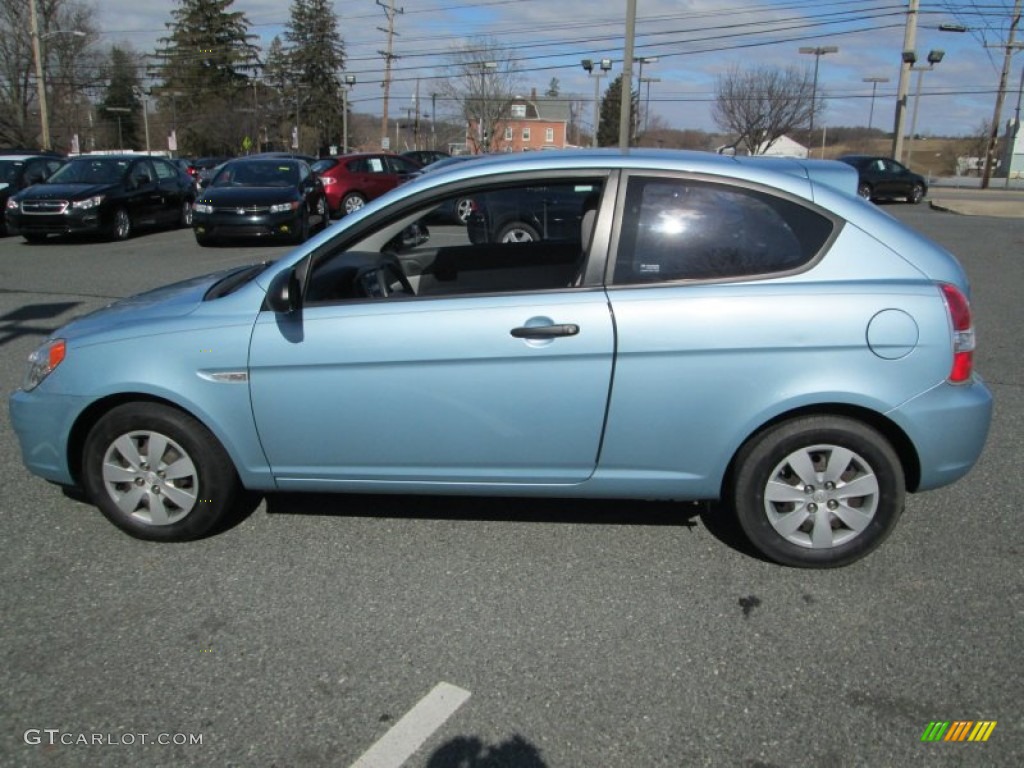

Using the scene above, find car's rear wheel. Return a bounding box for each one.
[82,403,240,542]
[857,183,872,200]
[179,199,193,228]
[342,192,366,215]
[730,416,905,568]
[908,183,925,204]
[110,208,132,241]
[497,221,540,243]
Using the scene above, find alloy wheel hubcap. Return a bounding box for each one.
[101,431,198,525]
[762,444,879,549]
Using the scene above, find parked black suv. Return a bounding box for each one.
[5,154,195,242]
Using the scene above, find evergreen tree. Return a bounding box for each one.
[597,75,637,147]
[99,46,141,149]
[153,0,261,154]
[284,0,346,153]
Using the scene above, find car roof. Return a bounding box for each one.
[404,148,858,199]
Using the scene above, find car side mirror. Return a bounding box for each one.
[266,267,303,313]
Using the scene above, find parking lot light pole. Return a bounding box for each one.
[862,76,889,132]
[103,107,131,151]
[342,74,356,154]
[581,58,613,147]
[798,46,839,146]
[905,50,944,170]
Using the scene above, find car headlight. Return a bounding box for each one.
[270,201,300,213]
[22,339,66,392]
[193,202,213,214]
[71,195,104,210]
[6,198,19,210]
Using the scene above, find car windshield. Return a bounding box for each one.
[48,159,130,185]
[0,160,24,184]
[211,161,299,188]
[311,158,336,174]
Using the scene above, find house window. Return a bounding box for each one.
[511,104,526,118]
[522,127,531,141]
[545,127,554,143]
[505,127,513,140]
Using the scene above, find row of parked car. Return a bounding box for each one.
[0,148,453,246]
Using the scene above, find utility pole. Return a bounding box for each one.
[981,0,1022,188]
[29,0,50,150]
[891,0,919,162]
[377,0,402,151]
[618,0,636,149]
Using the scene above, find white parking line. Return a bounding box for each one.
[349,681,472,768]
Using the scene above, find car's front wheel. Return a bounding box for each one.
[82,403,240,542]
[908,183,925,204]
[857,182,872,200]
[179,199,193,228]
[729,416,905,568]
[110,208,132,241]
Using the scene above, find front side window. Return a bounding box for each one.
[612,177,834,284]
[304,175,606,304]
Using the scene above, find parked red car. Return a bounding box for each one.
[311,153,421,217]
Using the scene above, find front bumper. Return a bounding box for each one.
[9,388,87,486]
[193,210,301,240]
[7,209,106,238]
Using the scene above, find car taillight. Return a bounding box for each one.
[940,283,975,384]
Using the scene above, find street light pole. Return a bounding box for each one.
[633,56,657,141]
[905,50,944,170]
[799,46,838,150]
[581,58,613,147]
[863,76,889,132]
[342,74,356,154]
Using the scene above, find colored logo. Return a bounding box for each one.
[921,721,997,742]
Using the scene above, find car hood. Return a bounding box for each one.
[197,186,298,206]
[56,267,247,342]
[18,182,118,200]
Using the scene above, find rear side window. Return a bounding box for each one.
[613,177,834,284]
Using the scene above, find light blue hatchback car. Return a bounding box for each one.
[9,150,992,567]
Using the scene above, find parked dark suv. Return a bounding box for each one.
[837,155,928,204]
[0,152,65,236]
[5,154,196,242]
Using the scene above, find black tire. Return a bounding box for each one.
[341,192,366,215]
[179,199,194,228]
[315,196,330,230]
[496,221,540,243]
[23,233,48,244]
[292,209,310,244]
[729,416,905,568]
[195,234,215,247]
[110,207,132,241]
[857,183,872,200]
[908,184,925,205]
[82,403,241,542]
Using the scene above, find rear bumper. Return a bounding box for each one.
[890,376,993,491]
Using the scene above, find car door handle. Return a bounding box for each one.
[510,324,579,339]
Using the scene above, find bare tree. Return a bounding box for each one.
[712,65,815,155]
[438,37,521,153]
[0,0,102,149]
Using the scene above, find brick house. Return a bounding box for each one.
[468,89,572,154]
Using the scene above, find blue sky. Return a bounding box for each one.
[94,0,1023,139]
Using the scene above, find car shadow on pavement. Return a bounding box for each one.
[264,492,762,559]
